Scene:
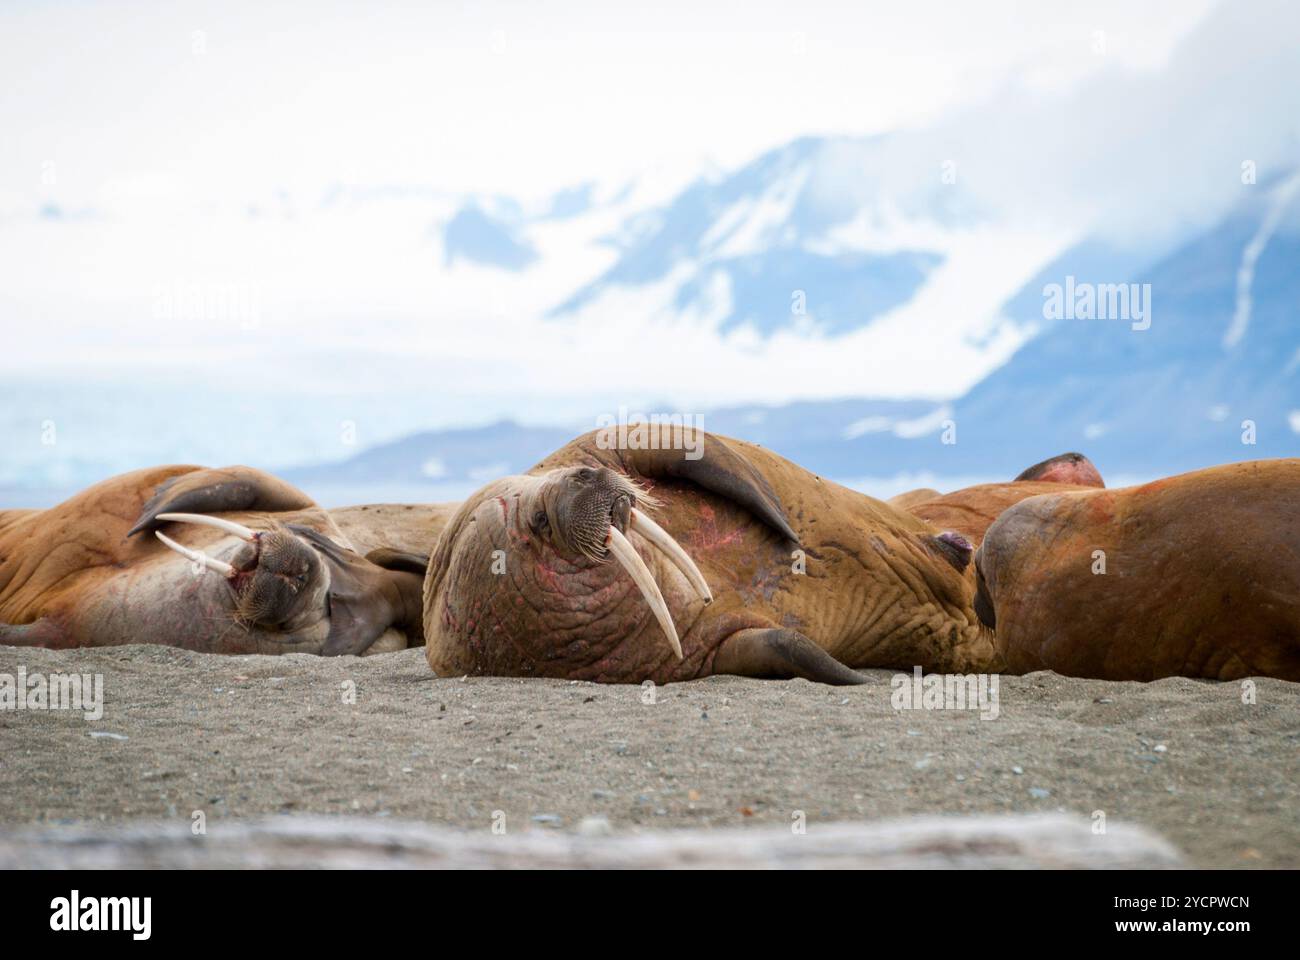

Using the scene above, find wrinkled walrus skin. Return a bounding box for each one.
[974,460,1300,682]
[424,430,998,685]
[0,466,429,655]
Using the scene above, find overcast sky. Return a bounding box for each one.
[2,0,1215,210]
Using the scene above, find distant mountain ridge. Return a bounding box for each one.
[545,137,952,337]
[290,172,1300,494]
[281,398,937,490]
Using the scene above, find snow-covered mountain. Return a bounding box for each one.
[550,136,953,338]
[278,169,1300,503]
[468,133,1057,363]
[929,171,1300,475]
[5,143,1298,504]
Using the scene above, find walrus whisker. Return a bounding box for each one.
[154,530,236,577]
[156,512,258,541]
[605,524,684,660]
[629,508,712,604]
[197,611,247,647]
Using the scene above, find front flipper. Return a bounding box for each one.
[613,435,798,546]
[713,628,866,685]
[127,466,317,537]
[534,430,798,544]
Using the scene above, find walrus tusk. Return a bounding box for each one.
[605,525,684,660]
[156,512,258,541]
[155,530,236,577]
[629,508,712,604]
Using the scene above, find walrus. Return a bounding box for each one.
[885,487,941,510]
[422,428,1015,685]
[0,466,432,655]
[973,460,1300,682]
[329,502,458,558]
[900,452,1105,548]
[1014,451,1105,487]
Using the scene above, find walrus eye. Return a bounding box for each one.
[532,510,549,533]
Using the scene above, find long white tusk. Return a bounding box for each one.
[630,508,712,604]
[606,525,683,660]
[156,512,257,541]
[155,530,236,577]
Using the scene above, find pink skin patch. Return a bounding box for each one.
[532,556,569,597]
[1036,461,1104,487]
[1085,491,1120,523]
[689,502,744,551]
[1017,454,1105,488]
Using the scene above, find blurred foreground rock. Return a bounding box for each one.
[0,813,1182,869]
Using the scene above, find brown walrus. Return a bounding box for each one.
[423,429,1006,685]
[885,488,941,510]
[329,502,458,558]
[900,451,1105,548]
[0,466,432,655]
[973,460,1300,682]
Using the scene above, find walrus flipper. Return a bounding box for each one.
[127,467,317,536]
[618,435,799,545]
[713,628,866,685]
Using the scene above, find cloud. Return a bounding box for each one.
[918,0,1300,249]
[0,0,1214,205]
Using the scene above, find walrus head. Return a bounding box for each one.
[423,465,713,677]
[151,512,425,654]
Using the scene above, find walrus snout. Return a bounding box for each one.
[153,513,328,629]
[233,529,323,624]
[554,466,647,560]
[522,465,713,661]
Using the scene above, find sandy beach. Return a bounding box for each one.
[1,644,1297,868]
